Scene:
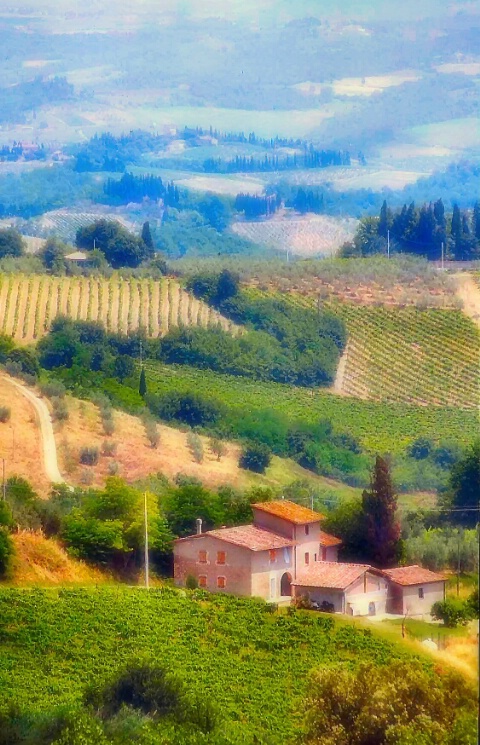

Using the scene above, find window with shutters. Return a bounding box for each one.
[305,552,309,565]
[418,587,424,599]
[217,551,226,565]
[269,549,277,563]
[217,576,226,589]
[305,525,309,536]
[198,550,207,564]
[198,575,207,588]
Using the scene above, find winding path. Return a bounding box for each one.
[3,377,64,484]
[333,342,349,395]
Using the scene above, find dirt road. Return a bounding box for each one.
[3,377,64,484]
[333,342,349,394]
[453,273,480,328]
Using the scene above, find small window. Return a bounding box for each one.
[418,587,424,599]
[305,525,309,536]
[314,553,317,562]
[283,548,290,564]
[305,552,309,565]
[217,551,226,565]
[321,547,327,562]
[217,576,226,589]
[269,549,277,563]
[198,550,207,564]
[198,575,207,588]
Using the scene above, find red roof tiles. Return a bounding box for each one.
[180,525,295,552]
[252,500,324,525]
[319,530,343,547]
[292,562,373,590]
[382,565,447,586]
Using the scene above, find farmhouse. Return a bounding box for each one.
[174,499,446,616]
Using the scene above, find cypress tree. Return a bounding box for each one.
[473,201,480,240]
[451,204,462,240]
[139,367,147,398]
[361,456,401,567]
[141,221,154,251]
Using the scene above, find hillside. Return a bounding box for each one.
[0,274,238,344]
[244,286,479,408]
[0,375,357,499]
[231,214,358,257]
[142,362,477,454]
[0,587,459,745]
[9,532,108,586]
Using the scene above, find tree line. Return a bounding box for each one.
[344,199,480,260]
[103,173,179,206]
[203,148,350,174]
[234,193,279,219]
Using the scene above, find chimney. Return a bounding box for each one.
[196,518,203,535]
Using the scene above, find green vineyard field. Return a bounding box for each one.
[247,288,479,409]
[0,587,423,744]
[142,362,477,453]
[0,274,237,343]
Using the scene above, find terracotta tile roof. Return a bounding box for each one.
[382,565,448,586]
[252,500,324,524]
[174,525,295,552]
[319,530,343,547]
[292,562,372,590]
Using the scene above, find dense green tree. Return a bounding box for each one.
[473,201,480,240]
[76,220,151,268]
[378,199,392,238]
[361,456,401,567]
[239,443,272,474]
[301,660,477,745]
[198,194,231,232]
[39,237,67,272]
[0,527,13,578]
[141,220,154,250]
[451,203,462,241]
[0,228,24,258]
[139,366,147,397]
[7,347,40,377]
[444,440,480,526]
[113,354,135,382]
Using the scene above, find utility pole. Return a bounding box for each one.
[387,230,390,259]
[2,459,5,501]
[144,492,150,590]
[441,241,445,271]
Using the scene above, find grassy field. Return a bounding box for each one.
[0,274,237,344]
[0,587,444,744]
[142,362,477,454]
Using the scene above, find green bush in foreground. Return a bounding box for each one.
[301,660,477,745]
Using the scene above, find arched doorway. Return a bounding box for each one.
[281,572,292,597]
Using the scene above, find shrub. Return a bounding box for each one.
[52,397,69,422]
[144,419,160,449]
[102,414,115,436]
[80,447,99,466]
[407,437,433,460]
[431,598,470,628]
[239,443,272,474]
[146,391,222,427]
[210,437,226,461]
[80,470,94,485]
[185,574,198,590]
[187,432,204,463]
[0,406,11,423]
[102,441,117,457]
[108,461,119,476]
[40,380,66,399]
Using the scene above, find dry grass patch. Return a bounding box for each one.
[0,377,50,496]
[9,532,108,586]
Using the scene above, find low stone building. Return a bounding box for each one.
[292,562,388,616]
[382,565,447,616]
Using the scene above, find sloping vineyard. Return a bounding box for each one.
[247,288,479,409]
[0,274,238,343]
[142,362,478,453]
[231,215,357,257]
